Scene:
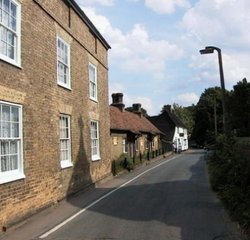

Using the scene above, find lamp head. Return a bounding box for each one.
[200,47,214,54]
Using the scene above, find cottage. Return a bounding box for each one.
[0,0,111,229]
[149,105,188,151]
[110,93,163,162]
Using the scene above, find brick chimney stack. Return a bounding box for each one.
[111,93,125,112]
[132,103,142,118]
[163,104,172,113]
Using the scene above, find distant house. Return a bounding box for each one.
[149,105,188,151]
[0,0,111,229]
[110,93,163,161]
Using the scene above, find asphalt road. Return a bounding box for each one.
[39,150,242,240]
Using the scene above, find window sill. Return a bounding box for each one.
[91,156,101,161]
[90,97,98,103]
[0,172,25,185]
[58,83,72,91]
[0,57,22,69]
[60,161,73,169]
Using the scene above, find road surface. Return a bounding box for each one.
[38,150,241,240]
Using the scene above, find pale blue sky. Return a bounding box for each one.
[76,0,250,115]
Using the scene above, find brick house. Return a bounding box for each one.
[149,105,188,151]
[0,0,111,229]
[110,93,163,161]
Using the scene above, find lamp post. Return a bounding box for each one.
[200,46,227,134]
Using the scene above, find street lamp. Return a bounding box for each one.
[200,46,227,134]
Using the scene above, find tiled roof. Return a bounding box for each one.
[149,110,187,141]
[110,106,162,135]
[167,111,186,128]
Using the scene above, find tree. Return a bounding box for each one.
[192,87,224,146]
[229,78,250,137]
[172,103,195,135]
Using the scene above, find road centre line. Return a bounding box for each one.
[39,155,177,239]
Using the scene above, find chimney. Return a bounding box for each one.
[163,105,172,113]
[111,93,125,112]
[132,103,142,118]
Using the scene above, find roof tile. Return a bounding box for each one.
[110,106,162,135]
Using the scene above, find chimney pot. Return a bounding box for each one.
[164,105,172,113]
[111,93,125,111]
[132,103,142,118]
[132,103,142,113]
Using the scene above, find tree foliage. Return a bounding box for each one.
[172,103,195,134]
[228,78,250,137]
[191,78,250,145]
[192,87,223,146]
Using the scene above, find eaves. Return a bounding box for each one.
[65,0,111,50]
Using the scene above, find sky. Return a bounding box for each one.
[76,0,250,115]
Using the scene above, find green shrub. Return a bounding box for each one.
[115,153,134,172]
[208,134,250,233]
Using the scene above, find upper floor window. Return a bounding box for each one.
[89,63,97,101]
[0,0,21,66]
[90,120,100,161]
[0,101,24,184]
[57,37,71,89]
[59,114,72,168]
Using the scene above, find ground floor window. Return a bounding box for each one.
[90,120,100,161]
[122,138,128,153]
[59,114,72,168]
[0,101,24,184]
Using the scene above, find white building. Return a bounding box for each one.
[149,105,188,151]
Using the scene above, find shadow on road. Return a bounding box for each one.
[64,152,241,240]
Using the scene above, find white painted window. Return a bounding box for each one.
[113,136,118,145]
[122,138,128,153]
[0,101,24,184]
[57,37,71,89]
[89,63,97,101]
[90,120,100,161]
[0,0,21,66]
[59,115,72,168]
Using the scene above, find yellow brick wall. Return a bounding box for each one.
[0,0,110,228]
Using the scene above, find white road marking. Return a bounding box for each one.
[39,156,177,239]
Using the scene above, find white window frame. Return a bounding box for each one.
[122,138,128,153]
[113,136,118,145]
[0,0,21,67]
[59,114,72,168]
[89,63,97,102]
[90,120,100,161]
[57,36,71,89]
[0,101,24,184]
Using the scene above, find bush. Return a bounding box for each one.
[208,134,250,233]
[112,153,134,175]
